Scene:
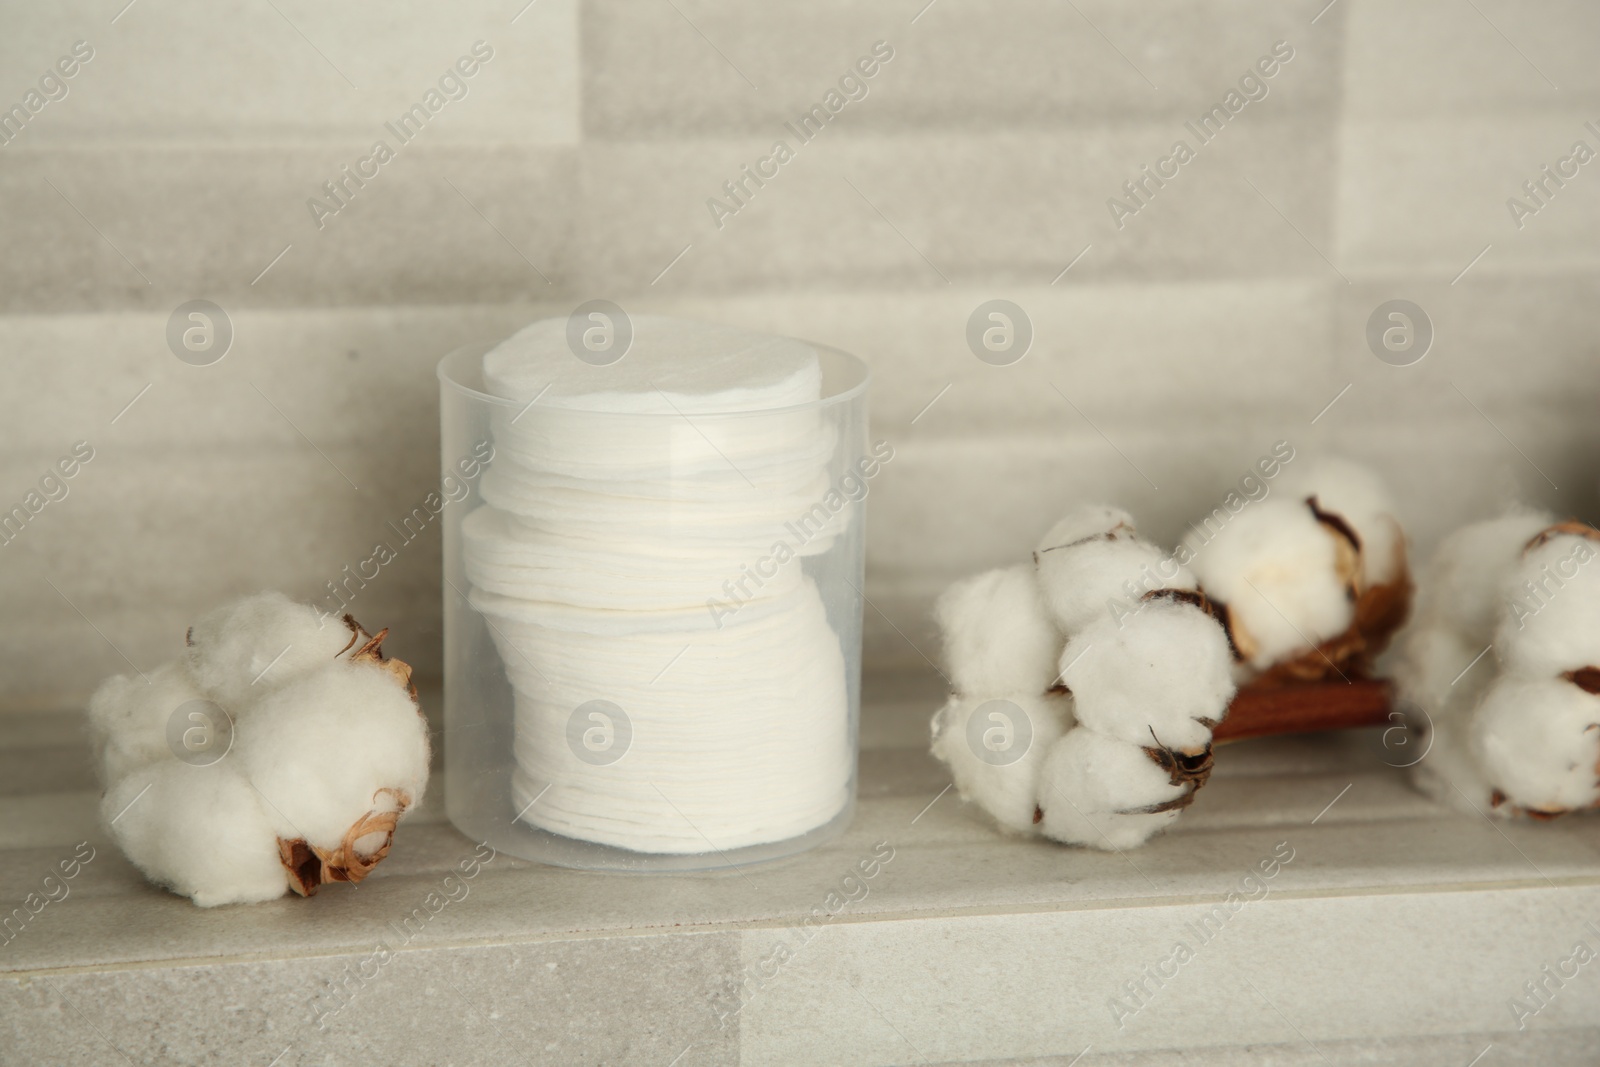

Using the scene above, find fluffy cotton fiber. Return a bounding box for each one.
[1036,526,1195,636]
[1396,510,1555,721]
[101,761,289,908]
[184,592,356,712]
[1495,531,1600,678]
[1409,713,1501,815]
[239,661,430,850]
[88,661,208,786]
[1473,676,1600,814]
[89,594,429,906]
[1401,513,1600,819]
[1184,498,1352,670]
[1058,600,1235,754]
[1410,510,1555,648]
[930,501,1239,848]
[935,565,1063,695]
[1278,458,1405,587]
[930,692,1069,834]
[1035,727,1187,850]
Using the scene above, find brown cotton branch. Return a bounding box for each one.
[1212,678,1394,744]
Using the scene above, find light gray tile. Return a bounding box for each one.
[736,885,1600,1063]
[1336,114,1600,275]
[0,304,557,451]
[1342,0,1594,117]
[582,0,1341,137]
[1330,274,1600,421]
[0,0,579,146]
[0,445,450,707]
[2,932,738,1067]
[0,144,575,313]
[575,120,1340,296]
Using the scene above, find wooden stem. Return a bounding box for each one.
[1212,678,1394,745]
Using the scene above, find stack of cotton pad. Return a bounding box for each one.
[464,316,852,853]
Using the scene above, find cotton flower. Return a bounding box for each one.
[935,565,1062,695]
[88,661,207,785]
[1473,676,1600,815]
[240,659,429,880]
[89,595,428,906]
[1396,509,1554,715]
[1058,599,1235,755]
[1185,459,1412,682]
[184,591,357,712]
[930,503,1234,848]
[1278,458,1406,587]
[1035,506,1195,636]
[1495,526,1600,679]
[1184,498,1352,672]
[1034,727,1191,850]
[100,760,288,908]
[1410,510,1553,647]
[929,692,1069,834]
[929,470,1409,851]
[1401,515,1600,820]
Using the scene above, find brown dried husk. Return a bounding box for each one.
[275,614,423,898]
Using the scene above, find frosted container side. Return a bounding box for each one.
[438,341,870,871]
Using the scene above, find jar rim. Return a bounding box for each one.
[437,337,871,421]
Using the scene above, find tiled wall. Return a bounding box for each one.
[3,0,1597,711]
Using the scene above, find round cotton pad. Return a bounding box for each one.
[464,315,854,854]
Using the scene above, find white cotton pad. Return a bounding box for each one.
[462,505,811,612]
[466,316,854,855]
[102,760,289,908]
[88,660,208,785]
[1472,675,1600,814]
[1035,727,1185,850]
[483,315,823,414]
[184,591,354,713]
[1036,534,1194,637]
[482,316,832,486]
[1058,600,1234,754]
[935,565,1063,696]
[1496,532,1600,678]
[502,579,850,853]
[1277,457,1405,586]
[237,661,430,851]
[929,691,1070,834]
[1183,498,1352,670]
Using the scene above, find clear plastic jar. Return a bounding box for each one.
[438,337,870,871]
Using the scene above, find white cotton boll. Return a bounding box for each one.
[935,565,1063,695]
[237,661,430,851]
[1472,676,1600,814]
[87,660,207,785]
[929,692,1070,834]
[1414,510,1556,647]
[1278,458,1404,586]
[1037,505,1138,552]
[1409,713,1502,818]
[1058,601,1234,754]
[1397,625,1493,723]
[1183,499,1352,670]
[1035,728,1185,850]
[185,592,355,712]
[1496,533,1600,678]
[1036,536,1195,637]
[102,761,288,907]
